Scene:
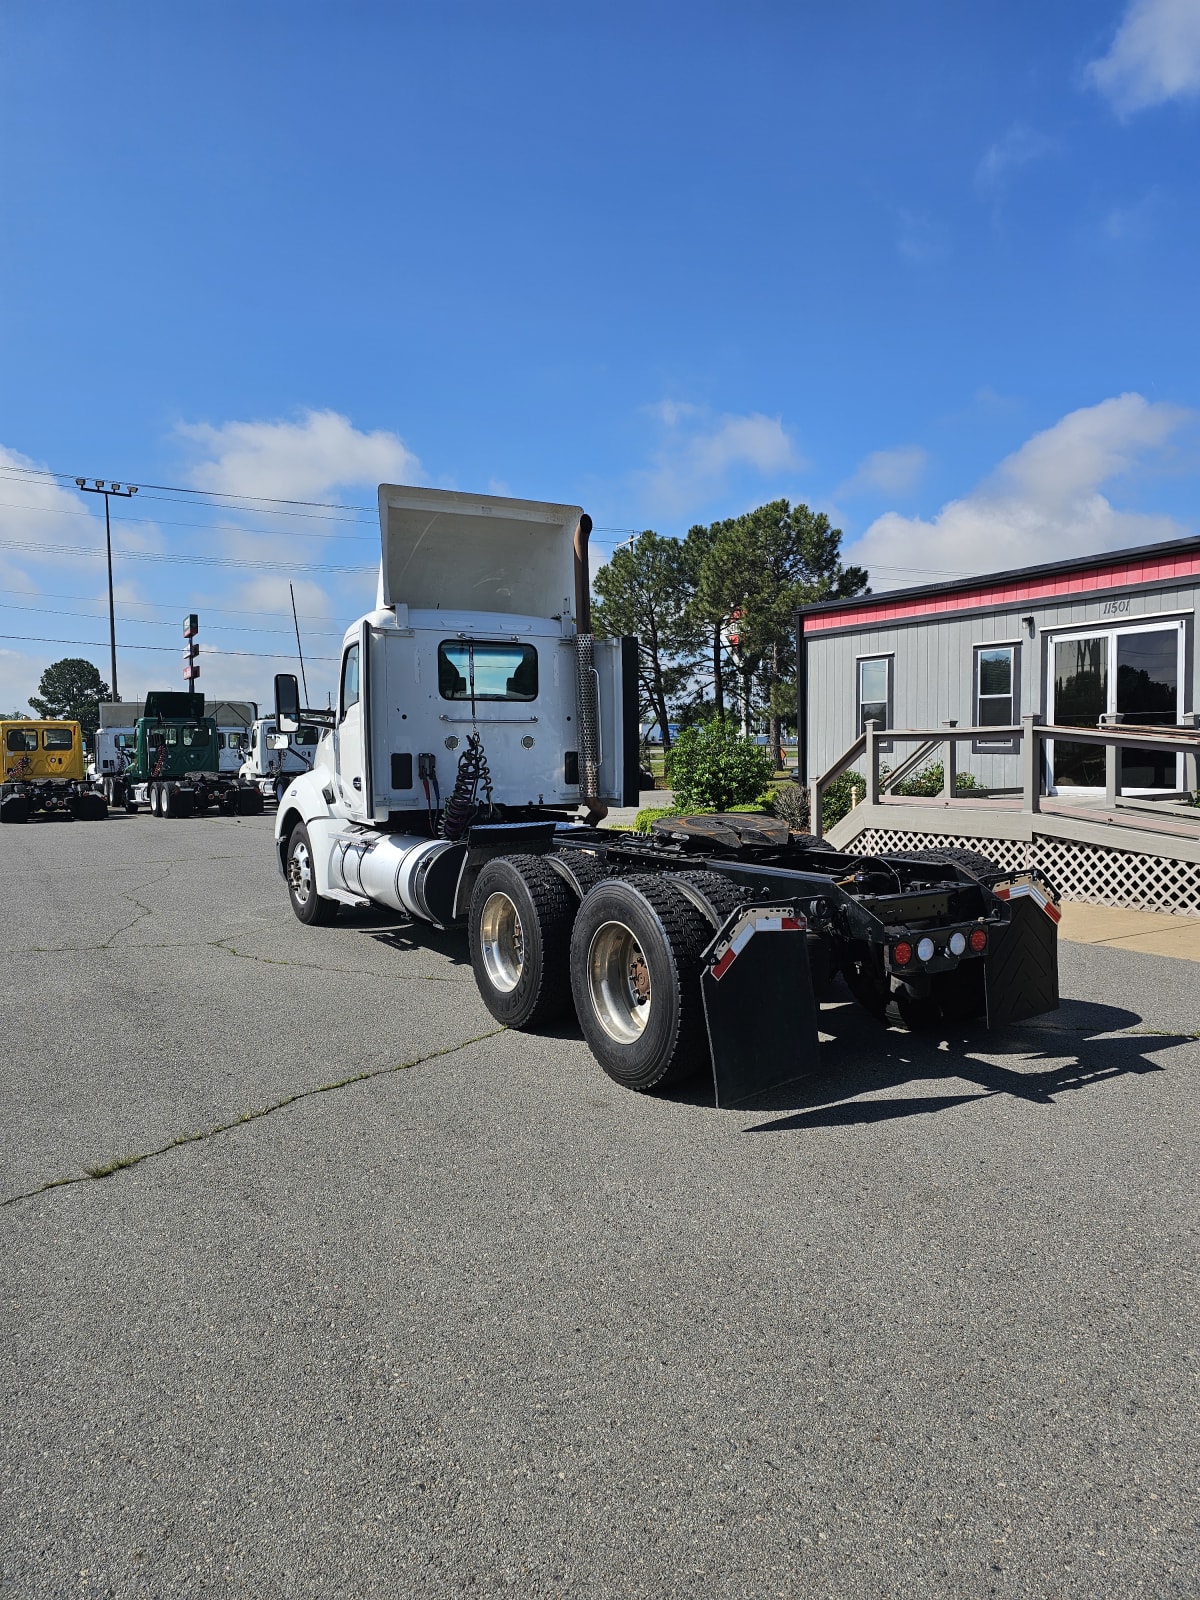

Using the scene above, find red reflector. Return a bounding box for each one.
[893,941,913,967]
[968,928,987,953]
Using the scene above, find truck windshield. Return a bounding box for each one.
[43,728,74,749]
[438,642,538,702]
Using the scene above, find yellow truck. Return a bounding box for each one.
[1,720,107,823]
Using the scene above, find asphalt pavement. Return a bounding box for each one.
[2,809,1197,1597]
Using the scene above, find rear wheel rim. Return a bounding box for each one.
[288,838,313,904]
[479,891,524,993]
[587,920,652,1043]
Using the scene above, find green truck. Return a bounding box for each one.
[105,692,265,818]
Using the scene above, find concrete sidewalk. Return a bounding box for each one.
[1058,900,1200,963]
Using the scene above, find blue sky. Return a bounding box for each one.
[2,0,1198,710]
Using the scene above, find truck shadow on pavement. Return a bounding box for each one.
[734,993,1191,1131]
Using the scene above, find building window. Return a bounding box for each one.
[974,644,1018,751]
[856,655,892,741]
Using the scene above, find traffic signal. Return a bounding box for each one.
[183,614,200,680]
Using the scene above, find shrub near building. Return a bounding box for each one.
[666,721,775,812]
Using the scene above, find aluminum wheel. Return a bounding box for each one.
[288,835,314,904]
[478,891,525,993]
[586,920,652,1044]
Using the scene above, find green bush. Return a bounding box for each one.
[665,721,775,812]
[887,761,979,798]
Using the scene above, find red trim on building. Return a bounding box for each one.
[805,548,1200,634]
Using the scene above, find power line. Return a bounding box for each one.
[0,587,341,622]
[0,536,376,574]
[0,598,349,639]
[0,631,337,661]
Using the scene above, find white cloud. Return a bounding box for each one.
[178,409,422,501]
[1087,0,1200,114]
[636,403,805,516]
[842,446,929,497]
[975,124,1056,189]
[848,394,1194,588]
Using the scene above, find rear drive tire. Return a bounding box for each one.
[468,855,576,1028]
[286,822,340,925]
[1,794,30,824]
[237,787,265,815]
[902,847,1003,879]
[570,874,713,1093]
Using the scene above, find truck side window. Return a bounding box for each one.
[43,728,74,750]
[341,644,360,719]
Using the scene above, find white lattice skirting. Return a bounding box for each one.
[853,829,1200,918]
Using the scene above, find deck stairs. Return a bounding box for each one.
[814,718,1200,918]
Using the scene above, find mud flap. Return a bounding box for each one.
[701,905,820,1109]
[985,887,1060,1028]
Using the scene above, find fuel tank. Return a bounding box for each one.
[330,832,466,928]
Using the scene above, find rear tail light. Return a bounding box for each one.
[948,931,966,956]
[969,927,988,953]
[892,941,913,967]
[916,937,936,963]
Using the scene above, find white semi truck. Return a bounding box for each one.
[272,485,1060,1104]
[239,717,320,801]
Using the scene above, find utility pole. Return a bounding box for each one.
[76,478,138,701]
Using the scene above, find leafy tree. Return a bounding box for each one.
[593,531,694,751]
[666,719,774,811]
[694,501,867,765]
[28,658,110,742]
[681,519,733,720]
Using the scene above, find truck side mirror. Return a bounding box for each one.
[267,733,290,751]
[275,673,300,734]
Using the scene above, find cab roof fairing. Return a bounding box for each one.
[374,485,582,626]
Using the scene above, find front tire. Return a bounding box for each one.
[570,875,713,1093]
[468,856,576,1028]
[286,822,340,925]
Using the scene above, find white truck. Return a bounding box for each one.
[91,726,137,798]
[272,484,1060,1104]
[239,717,320,801]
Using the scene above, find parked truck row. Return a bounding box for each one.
[2,692,326,825]
[269,485,1061,1104]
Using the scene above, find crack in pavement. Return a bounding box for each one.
[212,938,474,982]
[2,936,475,982]
[1,1027,505,1209]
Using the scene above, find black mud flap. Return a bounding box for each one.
[701,905,820,1109]
[985,890,1060,1029]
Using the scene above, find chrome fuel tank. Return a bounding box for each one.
[330,832,466,928]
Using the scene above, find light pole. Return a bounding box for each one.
[75,478,138,701]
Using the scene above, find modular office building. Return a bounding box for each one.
[797,533,1200,798]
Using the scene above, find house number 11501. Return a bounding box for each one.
[1101,598,1130,616]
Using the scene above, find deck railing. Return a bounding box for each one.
[808,714,1200,841]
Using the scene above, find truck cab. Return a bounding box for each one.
[1,720,106,822]
[240,717,320,799]
[273,486,638,921]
